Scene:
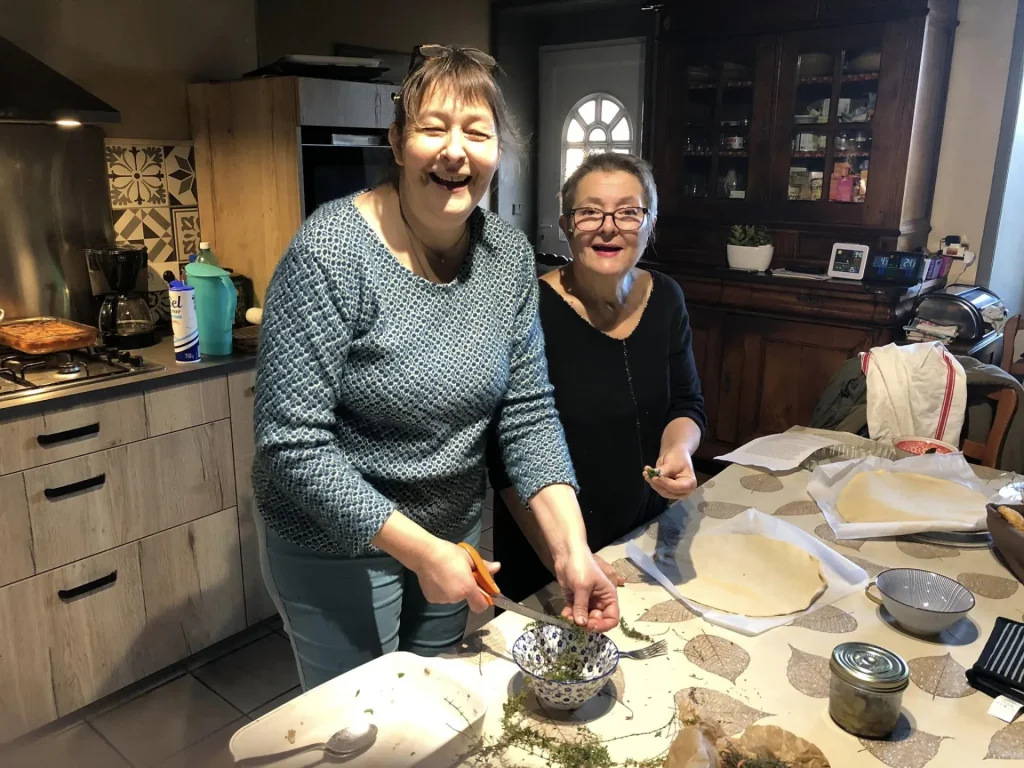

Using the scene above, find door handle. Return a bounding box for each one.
[723,372,732,394]
[37,422,100,446]
[58,571,117,601]
[44,473,106,500]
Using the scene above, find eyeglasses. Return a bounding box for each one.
[569,206,649,232]
[407,44,496,76]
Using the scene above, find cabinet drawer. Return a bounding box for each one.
[0,473,33,588]
[0,543,151,741]
[228,369,275,624]
[140,508,245,666]
[145,375,230,436]
[24,419,237,572]
[0,394,147,475]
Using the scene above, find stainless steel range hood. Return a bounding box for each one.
[0,37,120,124]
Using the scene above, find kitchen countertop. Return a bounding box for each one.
[0,332,257,417]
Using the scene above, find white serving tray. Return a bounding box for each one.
[229,651,487,767]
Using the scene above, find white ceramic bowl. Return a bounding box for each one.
[867,568,975,635]
[512,625,619,710]
[726,244,774,272]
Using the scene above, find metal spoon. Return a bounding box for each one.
[237,719,378,765]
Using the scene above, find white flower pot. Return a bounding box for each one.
[726,243,774,272]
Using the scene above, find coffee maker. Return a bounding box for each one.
[86,245,156,348]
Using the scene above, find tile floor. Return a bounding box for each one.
[2,499,497,768]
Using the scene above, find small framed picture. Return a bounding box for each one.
[828,243,871,280]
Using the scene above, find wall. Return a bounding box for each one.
[928,0,1019,282]
[256,0,490,65]
[0,0,258,140]
[986,38,1024,315]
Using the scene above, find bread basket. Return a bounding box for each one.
[987,504,1024,584]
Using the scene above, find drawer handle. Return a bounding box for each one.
[44,473,106,500]
[37,422,100,446]
[58,570,117,601]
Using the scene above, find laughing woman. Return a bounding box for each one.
[252,46,619,689]
[489,152,707,601]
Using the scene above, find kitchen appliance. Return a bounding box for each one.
[863,251,952,286]
[914,286,1005,344]
[827,243,871,280]
[0,346,163,403]
[0,37,120,123]
[185,262,237,356]
[88,245,157,349]
[300,128,395,216]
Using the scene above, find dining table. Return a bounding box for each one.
[235,428,1024,768]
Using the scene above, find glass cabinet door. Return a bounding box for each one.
[777,27,882,219]
[682,49,757,202]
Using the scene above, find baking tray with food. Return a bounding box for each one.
[0,317,98,354]
[806,452,1006,540]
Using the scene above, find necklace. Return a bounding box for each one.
[397,192,468,276]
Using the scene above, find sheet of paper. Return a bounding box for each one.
[807,452,1006,539]
[625,506,868,636]
[716,432,842,472]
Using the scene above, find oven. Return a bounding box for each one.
[299,127,395,217]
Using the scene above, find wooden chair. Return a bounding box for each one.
[961,386,1019,468]
[1000,314,1024,377]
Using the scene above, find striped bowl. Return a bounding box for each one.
[869,568,975,635]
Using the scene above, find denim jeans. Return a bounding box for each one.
[254,509,482,690]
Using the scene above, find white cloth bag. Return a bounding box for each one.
[860,341,966,445]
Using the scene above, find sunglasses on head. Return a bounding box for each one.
[407,44,496,76]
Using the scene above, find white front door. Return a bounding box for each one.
[537,39,646,257]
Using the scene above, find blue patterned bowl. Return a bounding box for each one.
[512,625,619,710]
[869,568,975,635]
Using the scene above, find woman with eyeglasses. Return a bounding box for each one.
[489,152,707,602]
[252,45,619,688]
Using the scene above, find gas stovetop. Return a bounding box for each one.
[0,346,164,402]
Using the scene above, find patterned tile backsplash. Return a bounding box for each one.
[104,140,203,322]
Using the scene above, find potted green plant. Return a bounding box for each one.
[726,225,774,271]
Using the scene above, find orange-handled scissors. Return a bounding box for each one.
[458,542,564,627]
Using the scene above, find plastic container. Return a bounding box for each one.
[829,642,909,738]
[168,281,200,363]
[194,241,220,267]
[185,262,236,356]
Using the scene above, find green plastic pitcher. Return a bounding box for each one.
[185,262,236,356]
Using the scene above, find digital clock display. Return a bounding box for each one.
[832,248,866,273]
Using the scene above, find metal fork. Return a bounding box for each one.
[619,639,667,660]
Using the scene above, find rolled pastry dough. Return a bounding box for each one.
[676,534,827,617]
[837,471,986,524]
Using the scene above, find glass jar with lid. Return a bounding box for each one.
[829,642,909,738]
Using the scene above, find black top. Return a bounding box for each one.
[487,269,707,601]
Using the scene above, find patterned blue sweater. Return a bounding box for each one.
[252,195,577,556]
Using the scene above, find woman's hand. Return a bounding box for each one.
[554,548,621,632]
[643,445,698,500]
[412,539,500,614]
[595,555,626,587]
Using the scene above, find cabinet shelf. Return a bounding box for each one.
[724,80,754,88]
[720,150,750,158]
[798,75,833,85]
[689,82,718,90]
[841,72,880,82]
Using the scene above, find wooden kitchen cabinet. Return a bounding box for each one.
[653,1,957,266]
[228,370,277,626]
[0,392,147,475]
[23,420,236,572]
[714,314,876,447]
[144,376,230,437]
[0,543,151,741]
[0,473,33,588]
[670,268,908,456]
[139,508,246,665]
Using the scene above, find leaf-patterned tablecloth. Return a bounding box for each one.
[454,441,1024,767]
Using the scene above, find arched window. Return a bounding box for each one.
[561,93,634,182]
